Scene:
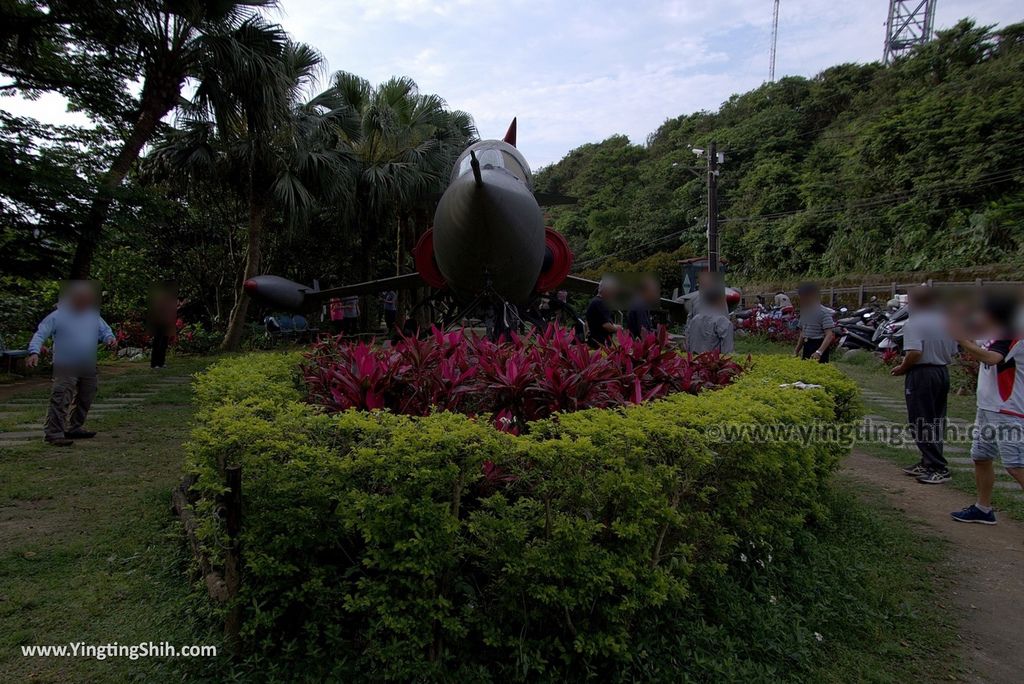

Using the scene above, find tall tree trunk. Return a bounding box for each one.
[221,190,269,351]
[69,76,179,279]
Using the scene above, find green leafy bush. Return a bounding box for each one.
[184,352,859,680]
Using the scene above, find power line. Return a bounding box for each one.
[720,165,1024,224]
[575,163,1024,270]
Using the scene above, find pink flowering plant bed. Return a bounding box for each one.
[302,325,746,433]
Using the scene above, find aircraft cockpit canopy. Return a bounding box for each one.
[455,142,531,187]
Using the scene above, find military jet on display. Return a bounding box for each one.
[244,119,679,329]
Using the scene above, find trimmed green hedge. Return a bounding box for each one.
[184,352,859,680]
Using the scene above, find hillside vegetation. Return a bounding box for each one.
[535,20,1024,283]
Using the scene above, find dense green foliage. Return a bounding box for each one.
[185,352,866,680]
[537,20,1024,284]
[1,2,474,348]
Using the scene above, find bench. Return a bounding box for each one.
[263,314,318,344]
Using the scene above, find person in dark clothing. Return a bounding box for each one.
[148,283,178,369]
[626,276,658,337]
[586,278,621,347]
[381,290,398,332]
[891,286,958,484]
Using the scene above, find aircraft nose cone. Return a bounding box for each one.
[432,169,545,301]
[244,278,258,294]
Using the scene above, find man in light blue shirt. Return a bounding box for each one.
[26,282,117,446]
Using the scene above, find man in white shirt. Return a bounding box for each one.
[950,293,1023,524]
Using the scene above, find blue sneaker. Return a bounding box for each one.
[951,505,996,525]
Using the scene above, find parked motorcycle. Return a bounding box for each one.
[872,304,908,353]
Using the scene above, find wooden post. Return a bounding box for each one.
[858,284,865,306]
[829,287,835,308]
[891,282,897,297]
[223,466,243,654]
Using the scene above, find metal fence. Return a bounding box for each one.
[742,278,1024,309]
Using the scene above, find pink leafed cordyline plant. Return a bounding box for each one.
[302,325,746,434]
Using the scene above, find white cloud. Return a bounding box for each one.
[3,1,1020,167]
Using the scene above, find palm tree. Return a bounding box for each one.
[69,0,285,279]
[148,41,353,350]
[327,73,477,283]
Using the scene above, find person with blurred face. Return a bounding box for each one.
[586,277,621,347]
[892,286,957,485]
[148,282,178,369]
[626,276,659,338]
[794,283,835,363]
[26,281,117,446]
[686,285,734,354]
[691,271,728,316]
[950,292,1024,524]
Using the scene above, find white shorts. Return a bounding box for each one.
[971,409,1024,468]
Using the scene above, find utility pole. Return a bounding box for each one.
[707,140,719,273]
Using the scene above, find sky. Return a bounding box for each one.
[3,1,1021,167]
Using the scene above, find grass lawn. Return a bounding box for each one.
[0,346,961,681]
[0,357,223,682]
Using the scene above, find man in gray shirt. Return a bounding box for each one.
[686,287,734,355]
[794,283,836,363]
[891,286,958,484]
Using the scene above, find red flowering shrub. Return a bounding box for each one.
[736,314,799,343]
[303,325,745,432]
[115,319,152,348]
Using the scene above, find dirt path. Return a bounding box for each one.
[844,451,1024,683]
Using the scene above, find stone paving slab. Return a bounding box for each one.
[0,430,42,440]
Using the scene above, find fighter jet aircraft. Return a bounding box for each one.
[244,119,678,329]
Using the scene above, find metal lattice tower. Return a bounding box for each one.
[883,0,937,64]
[768,0,780,82]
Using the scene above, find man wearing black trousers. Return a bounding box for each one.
[794,283,836,363]
[891,286,958,484]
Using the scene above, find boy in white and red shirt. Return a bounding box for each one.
[951,293,1023,525]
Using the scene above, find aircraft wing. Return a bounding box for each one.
[309,272,425,299]
[244,272,425,311]
[533,191,578,206]
[560,274,600,294]
[560,274,687,318]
